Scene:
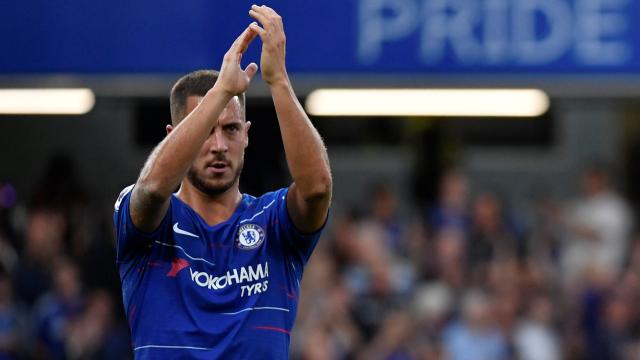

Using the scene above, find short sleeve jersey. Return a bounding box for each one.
[113,185,324,359]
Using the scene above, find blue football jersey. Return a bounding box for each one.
[113,185,325,359]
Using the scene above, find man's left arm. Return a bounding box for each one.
[250,5,332,233]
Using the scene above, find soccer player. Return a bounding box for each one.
[113,5,331,359]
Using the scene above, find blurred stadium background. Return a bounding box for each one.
[2,0,640,359]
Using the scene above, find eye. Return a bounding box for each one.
[225,124,240,133]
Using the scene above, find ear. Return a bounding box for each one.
[166,124,174,135]
[244,121,251,148]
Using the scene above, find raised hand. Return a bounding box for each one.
[216,24,260,96]
[248,5,288,86]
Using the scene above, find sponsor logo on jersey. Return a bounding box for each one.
[173,222,199,238]
[236,224,265,250]
[189,262,269,297]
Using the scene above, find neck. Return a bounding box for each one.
[176,180,242,227]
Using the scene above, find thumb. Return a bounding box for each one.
[244,62,258,80]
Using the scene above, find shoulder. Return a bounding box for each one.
[242,188,288,211]
[114,184,135,211]
[236,189,289,226]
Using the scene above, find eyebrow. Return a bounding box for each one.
[221,121,242,127]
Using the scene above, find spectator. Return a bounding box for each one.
[358,311,414,360]
[370,184,405,254]
[442,290,509,360]
[514,294,561,360]
[65,289,130,360]
[562,164,633,284]
[32,257,84,360]
[0,269,23,360]
[13,208,66,307]
[468,192,519,284]
[428,168,470,233]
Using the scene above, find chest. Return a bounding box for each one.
[166,210,277,266]
[142,211,291,304]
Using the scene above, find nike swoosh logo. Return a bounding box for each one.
[173,222,199,238]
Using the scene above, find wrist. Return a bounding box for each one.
[266,75,290,90]
[265,70,290,89]
[208,83,235,101]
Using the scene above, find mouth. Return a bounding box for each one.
[207,161,229,174]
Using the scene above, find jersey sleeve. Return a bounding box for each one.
[272,187,329,265]
[112,185,173,262]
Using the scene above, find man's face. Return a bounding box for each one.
[179,95,250,197]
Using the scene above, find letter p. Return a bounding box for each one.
[358,0,419,64]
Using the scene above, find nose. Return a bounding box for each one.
[208,129,228,153]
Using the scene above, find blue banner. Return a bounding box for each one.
[1,0,639,74]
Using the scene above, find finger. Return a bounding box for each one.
[260,4,277,16]
[258,5,282,24]
[244,62,258,80]
[250,5,284,34]
[249,7,270,28]
[230,24,259,54]
[249,22,267,39]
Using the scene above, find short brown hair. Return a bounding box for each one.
[169,69,246,125]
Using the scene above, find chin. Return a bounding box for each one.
[187,173,232,197]
[188,163,243,197]
[199,175,234,192]
[207,181,234,193]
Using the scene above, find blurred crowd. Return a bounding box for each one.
[1,156,639,360]
[0,156,129,360]
[292,165,640,360]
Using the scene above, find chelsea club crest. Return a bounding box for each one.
[236,224,265,250]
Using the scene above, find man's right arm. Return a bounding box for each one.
[129,25,259,232]
[130,86,235,232]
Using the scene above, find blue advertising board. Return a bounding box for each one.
[1,0,639,74]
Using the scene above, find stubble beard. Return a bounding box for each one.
[187,161,244,197]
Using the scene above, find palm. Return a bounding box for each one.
[220,62,251,95]
[216,26,259,96]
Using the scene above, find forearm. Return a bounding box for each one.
[271,78,331,201]
[137,86,233,199]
